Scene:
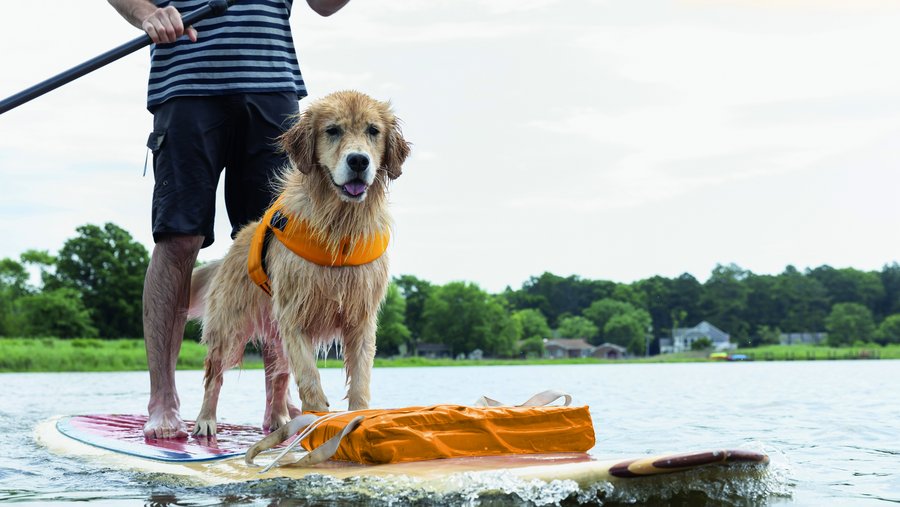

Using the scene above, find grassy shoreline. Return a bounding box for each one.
[0,338,897,373]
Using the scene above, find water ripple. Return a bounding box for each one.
[1,362,898,505]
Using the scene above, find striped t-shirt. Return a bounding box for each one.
[147,0,306,109]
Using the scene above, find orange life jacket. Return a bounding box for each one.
[247,198,390,296]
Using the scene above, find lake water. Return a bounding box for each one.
[0,361,898,506]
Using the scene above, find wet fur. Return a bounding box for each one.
[189,91,410,435]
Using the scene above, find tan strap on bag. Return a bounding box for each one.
[246,413,364,472]
[474,389,573,408]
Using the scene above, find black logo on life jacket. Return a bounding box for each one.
[270,210,288,231]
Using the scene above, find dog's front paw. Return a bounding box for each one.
[301,398,330,413]
[192,417,218,436]
[348,400,370,411]
[264,412,291,433]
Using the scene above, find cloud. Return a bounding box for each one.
[514,13,900,212]
[299,20,535,49]
[523,96,900,211]
[575,20,900,101]
[686,0,900,10]
[354,0,568,15]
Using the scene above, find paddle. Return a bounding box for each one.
[0,0,235,115]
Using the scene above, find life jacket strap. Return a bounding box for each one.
[247,198,390,296]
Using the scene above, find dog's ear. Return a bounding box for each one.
[279,111,316,174]
[382,115,410,180]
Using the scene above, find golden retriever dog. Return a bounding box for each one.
[187,90,410,436]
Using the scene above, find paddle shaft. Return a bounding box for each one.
[0,0,233,115]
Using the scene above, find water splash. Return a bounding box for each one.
[165,461,788,507]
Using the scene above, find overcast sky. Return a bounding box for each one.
[1,0,899,293]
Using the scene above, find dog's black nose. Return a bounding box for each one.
[347,153,370,173]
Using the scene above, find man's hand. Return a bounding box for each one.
[108,0,198,43]
[307,0,351,17]
[142,6,198,43]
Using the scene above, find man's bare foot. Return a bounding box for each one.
[144,399,188,439]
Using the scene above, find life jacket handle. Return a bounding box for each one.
[474,389,573,408]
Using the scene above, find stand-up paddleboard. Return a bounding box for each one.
[36,414,769,490]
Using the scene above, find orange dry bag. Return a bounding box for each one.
[246,391,596,467]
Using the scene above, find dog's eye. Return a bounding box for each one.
[367,125,380,137]
[325,126,342,137]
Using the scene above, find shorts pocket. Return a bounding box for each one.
[147,130,173,197]
[146,130,166,153]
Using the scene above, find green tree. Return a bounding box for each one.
[393,275,433,351]
[556,315,598,341]
[0,257,29,296]
[670,308,688,334]
[50,223,149,338]
[669,273,704,328]
[511,308,551,341]
[691,337,713,351]
[604,311,651,355]
[509,272,614,327]
[610,284,646,308]
[376,283,410,356]
[634,276,673,350]
[582,298,635,345]
[487,296,521,358]
[875,314,900,345]
[744,273,779,332]
[20,249,56,288]
[518,337,545,358]
[809,266,884,316]
[17,288,98,338]
[0,258,30,336]
[755,325,782,347]
[701,264,751,346]
[878,263,900,318]
[772,266,830,333]
[421,282,518,357]
[825,302,875,346]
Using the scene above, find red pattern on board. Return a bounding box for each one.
[68,414,268,458]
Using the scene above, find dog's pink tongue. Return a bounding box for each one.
[343,182,367,196]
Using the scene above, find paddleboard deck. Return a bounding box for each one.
[37,415,769,488]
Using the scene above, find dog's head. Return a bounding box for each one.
[280,91,410,203]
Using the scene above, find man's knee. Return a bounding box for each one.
[155,234,205,262]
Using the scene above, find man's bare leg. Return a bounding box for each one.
[143,234,204,438]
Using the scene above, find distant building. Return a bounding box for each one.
[416,343,452,358]
[545,338,596,358]
[592,343,628,359]
[659,338,673,353]
[661,321,735,353]
[779,332,827,345]
[545,339,629,359]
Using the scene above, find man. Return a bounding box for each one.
[108,0,350,438]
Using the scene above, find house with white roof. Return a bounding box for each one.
[660,321,735,353]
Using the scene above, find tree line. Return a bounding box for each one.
[2,223,900,357]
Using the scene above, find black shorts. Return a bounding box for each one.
[146,92,299,248]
